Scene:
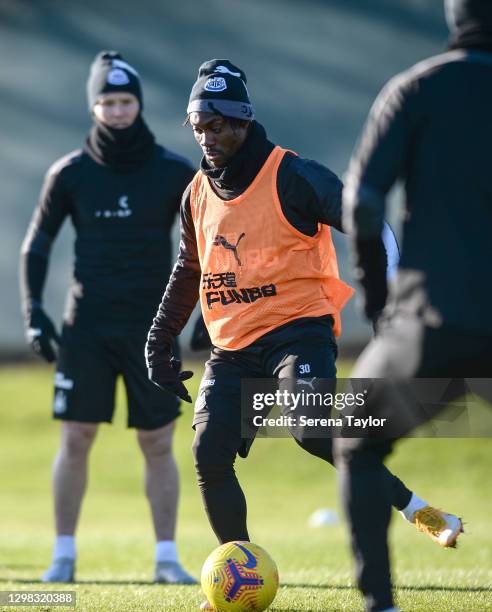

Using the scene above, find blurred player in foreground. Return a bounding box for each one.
[145,59,463,610]
[20,51,196,584]
[336,1,492,610]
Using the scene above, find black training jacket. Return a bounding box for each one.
[21,145,195,332]
[343,50,492,333]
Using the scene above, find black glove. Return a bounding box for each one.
[25,306,60,363]
[148,357,194,403]
[190,314,212,351]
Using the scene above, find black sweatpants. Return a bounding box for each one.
[334,316,492,612]
[191,316,412,544]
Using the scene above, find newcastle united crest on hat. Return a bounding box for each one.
[107,68,130,85]
[204,76,227,92]
[187,59,255,121]
[87,51,143,111]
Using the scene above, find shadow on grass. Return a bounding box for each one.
[0,578,197,586]
[281,582,491,593]
[397,584,492,593]
[1,578,490,594]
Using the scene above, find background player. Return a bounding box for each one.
[20,51,196,585]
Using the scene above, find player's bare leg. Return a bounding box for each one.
[54,421,98,534]
[42,421,98,582]
[137,422,178,541]
[137,422,196,584]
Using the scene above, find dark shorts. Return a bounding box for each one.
[335,315,492,458]
[352,315,492,379]
[53,325,181,430]
[192,316,338,443]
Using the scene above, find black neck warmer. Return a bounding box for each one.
[85,115,156,172]
[200,121,275,198]
[448,25,492,52]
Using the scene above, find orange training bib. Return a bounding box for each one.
[190,146,354,350]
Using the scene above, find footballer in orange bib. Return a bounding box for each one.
[146,60,458,611]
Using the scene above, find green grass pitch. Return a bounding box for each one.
[0,362,491,611]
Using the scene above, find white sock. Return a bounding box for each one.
[400,492,428,523]
[379,608,399,612]
[53,535,76,560]
[156,540,178,563]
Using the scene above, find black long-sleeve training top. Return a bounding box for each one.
[146,121,386,365]
[20,145,195,332]
[343,49,492,333]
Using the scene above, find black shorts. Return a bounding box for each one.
[192,316,338,437]
[53,325,181,430]
[352,315,492,379]
[335,316,492,456]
